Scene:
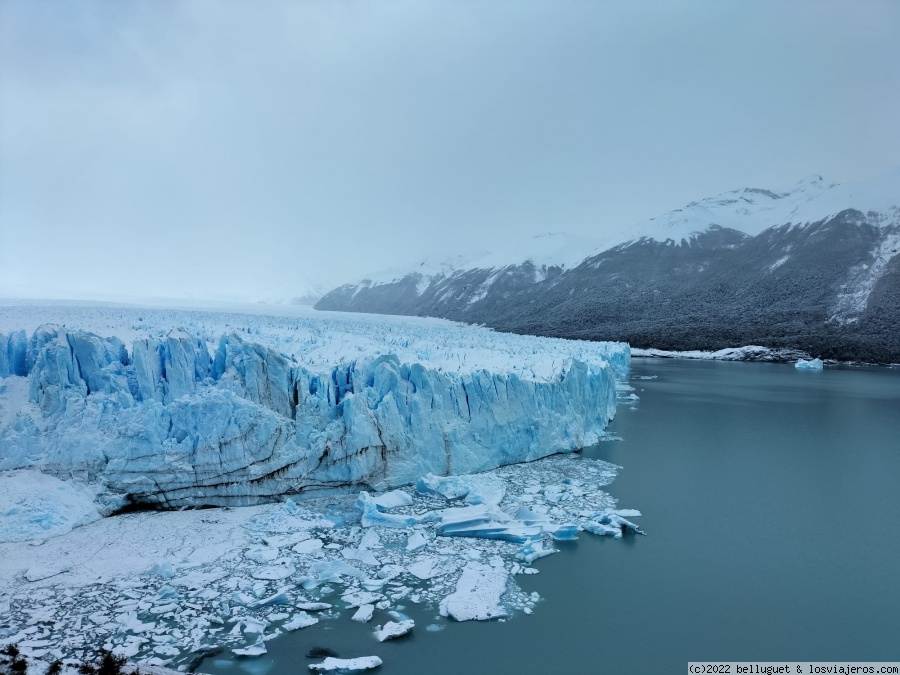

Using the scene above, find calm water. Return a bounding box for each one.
[203,359,900,674]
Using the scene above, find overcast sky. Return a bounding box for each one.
[1,0,899,302]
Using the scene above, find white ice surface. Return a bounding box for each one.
[0,470,101,543]
[373,619,414,642]
[0,453,638,668]
[308,656,383,672]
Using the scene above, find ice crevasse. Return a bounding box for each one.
[0,323,628,511]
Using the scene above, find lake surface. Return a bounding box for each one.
[203,359,900,674]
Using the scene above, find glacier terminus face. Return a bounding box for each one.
[0,305,630,517]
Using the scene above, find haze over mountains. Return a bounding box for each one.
[317,169,900,363]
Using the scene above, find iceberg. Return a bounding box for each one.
[308,656,383,672]
[795,358,824,370]
[439,561,509,621]
[0,306,626,516]
[373,619,414,642]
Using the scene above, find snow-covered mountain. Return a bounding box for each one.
[317,169,900,362]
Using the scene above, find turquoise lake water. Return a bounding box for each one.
[203,358,900,674]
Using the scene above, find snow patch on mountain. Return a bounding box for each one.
[830,225,900,325]
[334,169,900,293]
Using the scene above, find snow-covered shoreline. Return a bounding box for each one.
[631,345,812,363]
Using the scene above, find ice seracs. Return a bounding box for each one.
[0,304,626,515]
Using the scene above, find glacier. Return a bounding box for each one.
[0,304,639,670]
[0,304,628,515]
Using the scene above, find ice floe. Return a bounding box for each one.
[0,453,641,669]
[308,656,383,672]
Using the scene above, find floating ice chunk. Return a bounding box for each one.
[359,529,382,549]
[795,358,824,370]
[247,500,337,535]
[343,529,383,565]
[155,585,178,599]
[436,505,542,543]
[544,523,579,541]
[405,531,427,553]
[583,511,645,538]
[515,541,557,564]
[251,561,296,580]
[613,509,642,518]
[406,556,451,581]
[254,589,291,607]
[232,637,267,657]
[370,490,413,510]
[439,561,509,621]
[356,492,422,528]
[417,473,506,506]
[283,612,318,631]
[377,564,404,580]
[232,591,256,606]
[299,560,367,589]
[296,602,332,611]
[230,617,268,635]
[342,590,383,608]
[308,656,383,672]
[0,470,101,543]
[343,547,380,566]
[244,546,280,563]
[293,538,324,555]
[148,563,176,580]
[351,604,375,623]
[374,619,414,642]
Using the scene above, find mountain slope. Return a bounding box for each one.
[317,170,900,362]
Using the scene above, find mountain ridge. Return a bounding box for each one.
[317,170,900,363]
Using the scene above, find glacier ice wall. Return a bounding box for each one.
[0,316,627,510]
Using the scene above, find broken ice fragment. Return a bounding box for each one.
[514,541,557,564]
[284,612,318,631]
[370,490,413,510]
[439,561,509,621]
[292,538,324,555]
[373,619,414,642]
[308,656,383,672]
[356,492,421,528]
[232,637,267,657]
[405,531,427,553]
[351,604,375,623]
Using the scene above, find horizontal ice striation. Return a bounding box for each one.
[0,314,627,510]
